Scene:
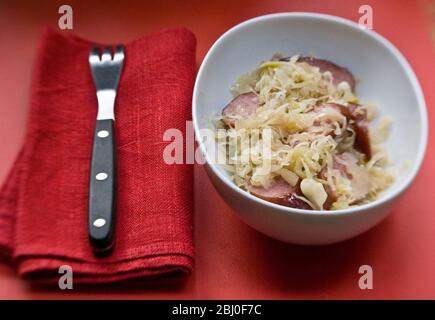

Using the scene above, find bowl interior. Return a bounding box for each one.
[193,13,427,208]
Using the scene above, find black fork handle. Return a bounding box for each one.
[88,119,116,254]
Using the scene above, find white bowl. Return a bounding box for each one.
[192,13,428,245]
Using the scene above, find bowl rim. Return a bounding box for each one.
[192,12,428,217]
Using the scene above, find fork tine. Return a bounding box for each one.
[113,46,125,62]
[89,47,101,64]
[101,47,112,62]
[89,45,124,91]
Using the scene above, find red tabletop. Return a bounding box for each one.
[0,0,434,299]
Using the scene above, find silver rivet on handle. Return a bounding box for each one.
[93,218,106,228]
[97,130,109,138]
[96,172,108,181]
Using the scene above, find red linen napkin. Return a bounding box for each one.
[0,28,196,284]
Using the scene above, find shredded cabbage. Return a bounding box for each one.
[217,54,394,210]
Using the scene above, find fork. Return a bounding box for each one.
[88,46,125,254]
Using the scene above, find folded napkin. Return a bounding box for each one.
[0,28,196,284]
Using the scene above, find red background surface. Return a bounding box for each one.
[0,0,434,299]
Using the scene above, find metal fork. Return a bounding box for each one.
[88,46,125,254]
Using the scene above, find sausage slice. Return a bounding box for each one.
[221,92,259,126]
[316,103,372,159]
[248,177,311,210]
[281,56,356,91]
[346,104,371,160]
[318,156,350,209]
[319,153,371,205]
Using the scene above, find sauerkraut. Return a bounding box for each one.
[216,54,394,210]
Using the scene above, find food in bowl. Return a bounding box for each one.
[216,54,394,211]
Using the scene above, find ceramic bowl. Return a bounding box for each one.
[192,13,428,245]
